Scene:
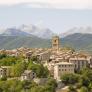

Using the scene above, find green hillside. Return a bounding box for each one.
[0,36,51,49]
[62,33,92,52]
[0,33,92,53]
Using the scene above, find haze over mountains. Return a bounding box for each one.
[61,27,92,37]
[2,28,30,36]
[0,25,92,52]
[1,25,92,38]
[1,25,55,39]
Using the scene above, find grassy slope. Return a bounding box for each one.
[0,36,51,49]
[0,33,92,52]
[61,33,92,52]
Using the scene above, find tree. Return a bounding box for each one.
[30,86,44,92]
[88,82,92,91]
[0,54,7,59]
[0,56,23,66]
[11,62,27,77]
[0,88,3,92]
[79,76,90,87]
[28,62,49,78]
[80,68,92,81]
[80,87,88,92]
[0,79,23,92]
[68,85,77,92]
[31,56,38,62]
[61,74,79,85]
[0,76,7,81]
[43,85,54,92]
[30,78,57,92]
[46,78,57,92]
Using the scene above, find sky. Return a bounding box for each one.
[0,0,92,34]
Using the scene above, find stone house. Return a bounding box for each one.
[21,70,36,81]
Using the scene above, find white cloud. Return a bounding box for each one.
[0,0,91,9]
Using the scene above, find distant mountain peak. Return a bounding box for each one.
[2,28,30,36]
[60,26,92,38]
[19,24,55,39]
[1,24,56,39]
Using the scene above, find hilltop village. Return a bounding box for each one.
[0,36,92,92]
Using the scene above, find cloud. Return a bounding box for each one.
[0,0,91,9]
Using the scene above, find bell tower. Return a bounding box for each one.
[52,36,59,51]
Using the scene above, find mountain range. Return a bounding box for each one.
[2,28,30,36]
[60,26,92,37]
[0,25,92,53]
[1,25,55,39]
[19,25,55,39]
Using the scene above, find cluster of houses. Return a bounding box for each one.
[0,36,92,81]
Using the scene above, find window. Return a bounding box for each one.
[82,61,84,65]
[33,73,34,75]
[59,69,61,71]
[54,40,57,43]
[33,76,34,78]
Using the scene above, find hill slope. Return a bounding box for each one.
[0,33,92,52]
[62,33,92,52]
[0,36,51,49]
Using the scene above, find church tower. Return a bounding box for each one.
[52,36,60,51]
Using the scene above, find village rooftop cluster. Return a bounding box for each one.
[0,36,92,82]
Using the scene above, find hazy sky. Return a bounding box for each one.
[0,0,92,33]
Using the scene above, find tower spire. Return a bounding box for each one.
[52,36,60,51]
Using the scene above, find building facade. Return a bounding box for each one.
[0,66,11,78]
[52,36,60,51]
[37,51,50,64]
[69,57,89,71]
[54,62,74,80]
[21,70,36,81]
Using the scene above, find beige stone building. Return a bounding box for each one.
[0,66,11,78]
[54,62,74,80]
[69,57,89,71]
[0,68,6,78]
[21,70,36,81]
[86,56,92,68]
[25,51,33,60]
[47,62,55,76]
[52,36,60,51]
[37,51,50,64]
